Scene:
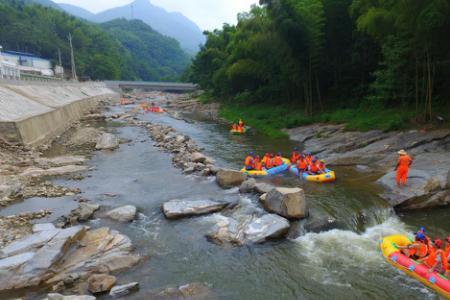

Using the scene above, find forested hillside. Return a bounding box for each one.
[188,0,450,134]
[0,0,189,81]
[101,19,190,81]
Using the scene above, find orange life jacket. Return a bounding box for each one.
[410,241,428,258]
[232,124,237,130]
[425,248,448,270]
[290,152,300,164]
[244,156,254,168]
[262,155,270,168]
[239,120,244,127]
[398,155,412,169]
[254,158,262,171]
[297,159,307,170]
[309,163,319,173]
[266,158,273,169]
[272,156,283,167]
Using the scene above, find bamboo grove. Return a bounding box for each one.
[187,0,450,122]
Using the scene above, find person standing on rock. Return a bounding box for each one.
[395,150,413,187]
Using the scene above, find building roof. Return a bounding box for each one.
[3,50,46,60]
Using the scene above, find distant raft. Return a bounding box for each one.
[289,166,336,183]
[145,107,164,113]
[230,128,247,134]
[381,235,450,299]
[240,158,291,177]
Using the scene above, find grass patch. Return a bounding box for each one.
[219,102,416,137]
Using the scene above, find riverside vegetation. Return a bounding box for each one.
[187,0,450,136]
[0,0,190,81]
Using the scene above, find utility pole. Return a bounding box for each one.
[68,33,77,81]
[57,48,62,66]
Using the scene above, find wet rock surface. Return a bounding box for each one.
[287,124,450,209]
[95,133,119,150]
[87,274,117,294]
[162,199,229,219]
[106,205,137,222]
[216,169,247,188]
[207,213,290,245]
[109,282,139,297]
[263,187,308,219]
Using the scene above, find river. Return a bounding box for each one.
[3,98,449,299]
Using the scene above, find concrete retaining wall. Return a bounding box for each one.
[0,80,118,145]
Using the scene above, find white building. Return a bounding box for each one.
[0,49,63,78]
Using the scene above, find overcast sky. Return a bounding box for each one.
[53,0,258,30]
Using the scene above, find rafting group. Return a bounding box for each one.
[241,149,336,182]
[230,119,246,134]
[382,228,450,298]
[141,102,164,113]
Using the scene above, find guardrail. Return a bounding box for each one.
[20,73,63,82]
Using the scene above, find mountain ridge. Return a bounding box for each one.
[57,0,205,53]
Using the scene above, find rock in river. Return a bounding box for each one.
[239,178,256,193]
[207,214,290,245]
[244,214,290,243]
[263,187,308,219]
[216,169,247,188]
[162,199,229,219]
[106,205,137,222]
[109,282,139,297]
[95,133,120,150]
[44,293,96,300]
[88,274,117,294]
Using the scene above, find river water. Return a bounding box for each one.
[4,100,450,299]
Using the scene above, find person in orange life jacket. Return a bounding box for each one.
[397,232,429,259]
[305,152,314,166]
[266,153,275,169]
[308,158,320,175]
[262,153,271,169]
[445,236,450,277]
[395,149,413,187]
[238,119,244,127]
[244,152,255,170]
[296,155,308,173]
[272,152,283,167]
[317,160,326,174]
[291,147,300,164]
[232,123,238,131]
[254,155,263,171]
[421,239,448,274]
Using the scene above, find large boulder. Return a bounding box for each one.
[96,133,120,150]
[378,169,446,207]
[88,274,117,294]
[397,190,450,210]
[67,127,102,149]
[106,205,137,222]
[162,199,228,219]
[244,214,290,243]
[263,187,308,219]
[239,178,256,193]
[206,214,290,245]
[216,169,247,188]
[254,182,275,194]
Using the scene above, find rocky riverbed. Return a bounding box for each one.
[1,90,449,299]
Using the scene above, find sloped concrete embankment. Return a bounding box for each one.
[0,80,118,145]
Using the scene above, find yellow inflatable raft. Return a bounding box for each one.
[381,235,450,299]
[240,158,291,177]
